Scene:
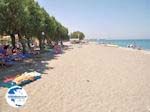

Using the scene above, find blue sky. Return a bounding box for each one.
[37,0,150,39]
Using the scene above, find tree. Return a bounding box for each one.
[0,0,25,48]
[71,31,85,40]
[0,0,69,52]
[59,26,69,46]
[0,0,31,53]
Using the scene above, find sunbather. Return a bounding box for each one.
[11,48,23,61]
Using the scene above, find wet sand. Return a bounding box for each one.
[0,43,150,112]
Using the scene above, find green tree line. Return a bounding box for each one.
[0,0,69,52]
[70,31,85,40]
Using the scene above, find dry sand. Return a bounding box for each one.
[0,43,150,112]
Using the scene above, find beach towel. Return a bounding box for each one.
[13,72,41,85]
[0,81,16,88]
[0,72,41,88]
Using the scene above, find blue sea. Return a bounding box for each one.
[96,39,150,51]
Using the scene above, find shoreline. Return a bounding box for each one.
[94,42,150,55]
[118,46,150,55]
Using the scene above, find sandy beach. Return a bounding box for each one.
[0,42,150,112]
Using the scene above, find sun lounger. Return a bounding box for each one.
[3,56,14,66]
[0,57,14,67]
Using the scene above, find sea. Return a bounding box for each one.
[93,39,150,51]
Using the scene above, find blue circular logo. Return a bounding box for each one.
[5,86,28,108]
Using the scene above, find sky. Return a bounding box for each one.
[37,0,150,39]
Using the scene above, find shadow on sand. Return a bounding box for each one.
[0,45,72,88]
